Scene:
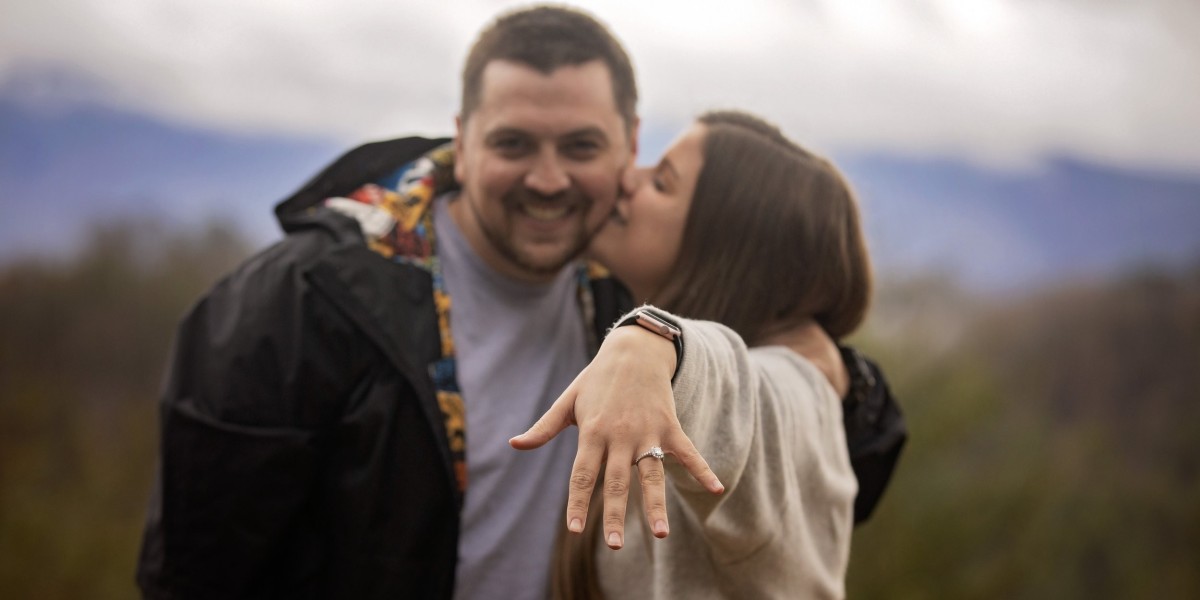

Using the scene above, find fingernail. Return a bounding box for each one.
[569,518,583,533]
[711,478,725,494]
[607,531,622,548]
[653,520,668,537]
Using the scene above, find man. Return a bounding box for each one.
[137,6,903,599]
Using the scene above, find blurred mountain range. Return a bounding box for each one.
[0,98,340,260]
[3,98,1198,291]
[841,152,1200,290]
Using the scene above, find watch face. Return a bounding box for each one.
[635,312,680,340]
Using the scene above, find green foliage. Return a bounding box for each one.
[847,266,1200,599]
[2,219,1197,598]
[0,218,253,598]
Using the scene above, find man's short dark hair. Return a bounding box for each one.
[461,5,638,130]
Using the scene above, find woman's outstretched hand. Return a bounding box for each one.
[510,325,724,549]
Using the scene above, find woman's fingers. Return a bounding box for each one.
[509,385,578,450]
[601,450,634,549]
[666,431,725,495]
[636,451,670,538]
[558,427,720,550]
[561,433,720,548]
[565,436,605,534]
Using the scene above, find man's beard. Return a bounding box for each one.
[484,212,606,277]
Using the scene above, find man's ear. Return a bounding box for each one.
[453,114,466,184]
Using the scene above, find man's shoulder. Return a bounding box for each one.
[197,212,360,310]
[189,134,454,325]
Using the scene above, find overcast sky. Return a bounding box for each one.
[3,0,1199,173]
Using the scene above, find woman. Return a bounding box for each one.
[512,111,871,599]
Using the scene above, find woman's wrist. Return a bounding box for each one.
[602,325,678,381]
[612,307,685,381]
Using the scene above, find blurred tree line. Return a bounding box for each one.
[0,219,252,598]
[848,266,1200,597]
[1,219,1197,598]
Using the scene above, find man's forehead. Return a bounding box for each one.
[468,60,628,133]
[477,59,615,98]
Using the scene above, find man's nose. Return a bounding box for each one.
[524,151,571,196]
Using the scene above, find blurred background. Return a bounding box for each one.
[1,0,1197,597]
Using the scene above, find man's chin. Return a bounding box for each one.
[509,235,595,276]
[512,249,580,277]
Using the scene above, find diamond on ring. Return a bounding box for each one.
[634,446,665,466]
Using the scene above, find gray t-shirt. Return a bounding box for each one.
[435,195,588,600]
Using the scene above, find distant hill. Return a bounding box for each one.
[0,98,341,259]
[839,153,1200,290]
[3,98,1198,291]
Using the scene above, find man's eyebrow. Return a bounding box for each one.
[483,127,530,141]
[483,126,611,145]
[561,127,610,142]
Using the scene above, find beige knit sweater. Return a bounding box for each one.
[596,312,857,599]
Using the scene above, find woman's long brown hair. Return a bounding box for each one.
[657,110,872,343]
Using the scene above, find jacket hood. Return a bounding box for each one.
[274,136,452,231]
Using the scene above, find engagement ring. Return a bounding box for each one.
[634,446,665,465]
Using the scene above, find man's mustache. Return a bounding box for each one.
[503,187,591,208]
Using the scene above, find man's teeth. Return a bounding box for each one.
[522,204,571,221]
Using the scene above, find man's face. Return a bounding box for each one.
[453,59,637,282]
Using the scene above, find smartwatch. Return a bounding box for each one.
[614,309,684,381]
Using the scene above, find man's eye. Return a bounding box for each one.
[652,176,666,192]
[492,138,528,153]
[564,140,601,158]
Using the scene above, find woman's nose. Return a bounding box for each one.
[620,166,651,197]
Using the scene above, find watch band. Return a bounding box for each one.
[615,309,684,382]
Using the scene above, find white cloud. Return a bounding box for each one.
[2,0,1198,172]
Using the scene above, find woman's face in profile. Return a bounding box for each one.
[589,123,707,300]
